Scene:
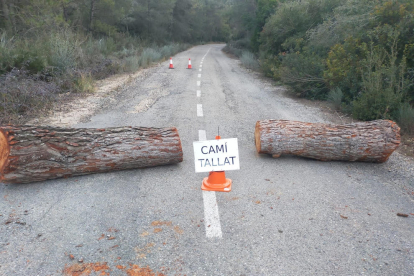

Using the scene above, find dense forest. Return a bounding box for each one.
[0,0,413,134]
[225,0,413,134]
[0,0,229,123]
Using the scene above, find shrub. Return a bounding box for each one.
[353,40,407,121]
[123,56,141,72]
[397,102,414,134]
[73,73,95,94]
[223,44,243,57]
[139,48,162,68]
[0,70,58,124]
[48,30,80,73]
[278,51,327,99]
[327,87,343,110]
[324,37,367,103]
[240,51,260,70]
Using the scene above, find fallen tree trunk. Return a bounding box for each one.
[0,125,183,184]
[255,120,400,163]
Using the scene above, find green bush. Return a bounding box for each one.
[139,48,162,68]
[397,102,414,134]
[278,51,327,99]
[324,37,366,103]
[352,40,407,121]
[48,30,80,72]
[73,73,95,94]
[223,44,243,57]
[240,51,259,70]
[123,56,141,72]
[327,87,344,110]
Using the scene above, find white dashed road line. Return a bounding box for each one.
[198,48,222,239]
[198,130,207,141]
[197,104,203,117]
[202,191,223,238]
[198,130,223,239]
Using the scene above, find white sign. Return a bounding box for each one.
[193,138,240,173]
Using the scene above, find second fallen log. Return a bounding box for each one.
[255,119,400,163]
[0,126,183,184]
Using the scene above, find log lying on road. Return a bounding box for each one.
[255,119,400,163]
[0,125,183,184]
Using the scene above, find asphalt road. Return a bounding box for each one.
[1,44,414,276]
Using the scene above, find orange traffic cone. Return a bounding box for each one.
[169,57,174,69]
[201,136,232,192]
[187,58,192,69]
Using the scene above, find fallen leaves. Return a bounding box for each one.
[151,221,172,227]
[63,262,110,276]
[340,215,348,219]
[123,264,166,276]
[397,213,409,218]
[134,243,155,259]
[173,226,183,235]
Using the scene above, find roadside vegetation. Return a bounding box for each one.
[224,0,414,136]
[0,0,229,124]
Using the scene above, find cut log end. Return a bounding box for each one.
[0,130,10,179]
[254,121,261,153]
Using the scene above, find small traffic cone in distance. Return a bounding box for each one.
[187,58,192,69]
[201,136,232,192]
[169,57,174,69]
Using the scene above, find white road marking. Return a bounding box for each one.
[197,104,203,117]
[199,130,207,141]
[197,47,223,239]
[198,130,222,239]
[199,69,202,72]
[202,191,223,238]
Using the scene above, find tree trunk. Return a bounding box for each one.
[255,120,400,163]
[1,0,12,32]
[0,125,183,184]
[89,0,96,32]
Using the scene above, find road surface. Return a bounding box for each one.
[1,44,413,275]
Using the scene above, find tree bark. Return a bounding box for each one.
[89,0,96,32]
[255,120,400,163]
[0,125,183,184]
